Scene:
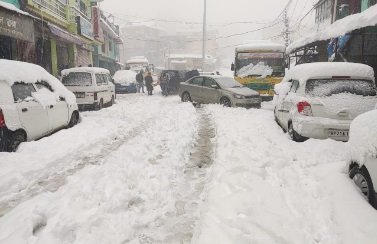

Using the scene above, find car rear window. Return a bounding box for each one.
[62,72,92,86]
[305,79,377,97]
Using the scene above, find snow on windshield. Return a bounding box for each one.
[237,62,273,78]
[113,70,137,85]
[62,72,92,86]
[215,77,243,88]
[306,79,376,97]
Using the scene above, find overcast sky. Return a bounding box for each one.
[101,0,317,63]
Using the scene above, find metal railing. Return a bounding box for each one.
[32,0,67,22]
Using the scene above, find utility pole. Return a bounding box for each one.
[283,7,290,47]
[202,0,207,70]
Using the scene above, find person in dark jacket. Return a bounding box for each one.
[136,70,145,93]
[145,72,154,96]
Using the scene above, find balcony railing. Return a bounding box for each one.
[32,0,67,22]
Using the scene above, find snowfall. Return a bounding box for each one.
[0,87,377,244]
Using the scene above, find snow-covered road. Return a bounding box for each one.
[0,93,377,243]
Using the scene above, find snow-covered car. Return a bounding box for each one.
[113,70,137,94]
[179,75,261,108]
[0,60,79,152]
[61,67,115,110]
[274,62,377,142]
[348,109,377,209]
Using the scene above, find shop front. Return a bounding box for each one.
[0,6,35,62]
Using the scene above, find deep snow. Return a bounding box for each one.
[0,92,377,243]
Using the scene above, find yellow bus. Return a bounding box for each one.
[232,41,286,100]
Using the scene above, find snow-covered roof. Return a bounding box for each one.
[0,2,33,17]
[283,62,374,82]
[61,67,110,76]
[349,109,377,163]
[126,58,149,64]
[236,41,286,53]
[0,59,76,105]
[113,70,137,83]
[287,5,377,53]
[284,62,375,84]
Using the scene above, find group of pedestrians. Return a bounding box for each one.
[136,70,154,96]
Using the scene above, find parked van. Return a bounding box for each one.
[0,60,79,152]
[61,67,115,110]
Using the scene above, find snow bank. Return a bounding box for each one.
[349,110,377,162]
[283,62,375,84]
[287,5,377,53]
[0,60,76,105]
[113,70,137,84]
[236,41,286,53]
[61,67,110,76]
[237,62,273,78]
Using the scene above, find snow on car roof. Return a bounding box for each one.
[126,57,149,64]
[349,109,377,163]
[284,62,375,83]
[61,67,110,75]
[236,41,286,53]
[0,59,76,105]
[113,70,137,83]
[287,5,377,53]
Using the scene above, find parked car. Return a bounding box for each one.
[113,70,137,94]
[274,62,377,142]
[61,67,115,110]
[348,109,377,209]
[0,60,79,152]
[179,75,261,108]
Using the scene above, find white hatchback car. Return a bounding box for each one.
[274,62,377,142]
[0,60,79,152]
[61,67,115,110]
[348,109,377,209]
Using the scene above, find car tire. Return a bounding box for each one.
[220,97,231,107]
[97,99,104,110]
[350,166,377,209]
[288,121,307,142]
[181,92,191,102]
[7,130,26,152]
[68,111,79,128]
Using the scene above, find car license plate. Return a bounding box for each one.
[74,92,85,98]
[328,129,349,137]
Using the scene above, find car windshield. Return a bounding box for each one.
[215,77,243,88]
[306,79,377,97]
[62,72,92,86]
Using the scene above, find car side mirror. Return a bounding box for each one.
[59,96,66,101]
[231,63,235,71]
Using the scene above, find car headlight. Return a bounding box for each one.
[233,94,246,99]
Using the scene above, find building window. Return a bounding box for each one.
[102,43,106,53]
[109,41,112,52]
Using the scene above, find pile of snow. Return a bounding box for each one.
[237,62,273,78]
[349,110,377,162]
[287,5,377,53]
[113,70,137,84]
[0,60,76,105]
[236,41,286,53]
[61,67,110,76]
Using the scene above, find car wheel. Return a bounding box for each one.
[97,99,104,110]
[181,92,191,102]
[350,166,377,209]
[220,97,231,107]
[7,130,26,152]
[288,122,307,142]
[68,111,79,128]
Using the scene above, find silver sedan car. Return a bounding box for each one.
[179,75,261,108]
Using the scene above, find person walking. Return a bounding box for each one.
[136,70,145,93]
[160,72,170,96]
[145,72,154,96]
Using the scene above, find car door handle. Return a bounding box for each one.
[22,108,28,112]
[49,105,54,109]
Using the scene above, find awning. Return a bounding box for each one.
[0,6,35,42]
[287,5,377,53]
[48,24,83,45]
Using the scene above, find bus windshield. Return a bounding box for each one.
[236,52,285,77]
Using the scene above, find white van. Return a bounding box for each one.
[61,67,115,110]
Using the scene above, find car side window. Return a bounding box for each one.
[102,74,109,85]
[203,78,217,88]
[95,74,104,86]
[190,77,204,86]
[35,81,53,92]
[12,83,36,102]
[289,80,300,93]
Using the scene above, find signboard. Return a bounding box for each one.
[76,16,94,40]
[92,7,101,39]
[238,53,284,60]
[0,8,34,42]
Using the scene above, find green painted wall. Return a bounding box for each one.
[50,39,58,77]
[361,0,369,11]
[1,0,20,8]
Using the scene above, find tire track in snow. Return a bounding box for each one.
[0,118,156,218]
